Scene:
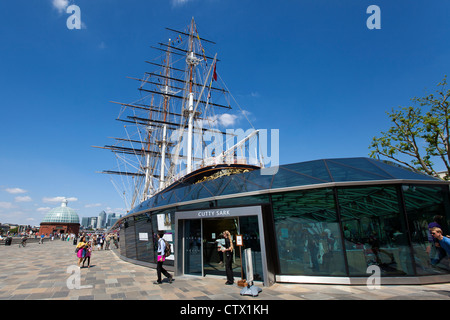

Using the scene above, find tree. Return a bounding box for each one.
[369,76,450,180]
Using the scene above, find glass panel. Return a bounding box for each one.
[184,219,202,275]
[326,159,390,182]
[403,185,450,275]
[240,170,273,191]
[239,216,264,282]
[338,185,414,276]
[154,191,174,207]
[216,195,270,208]
[152,210,175,266]
[177,201,214,211]
[201,178,225,197]
[181,184,204,203]
[281,161,332,182]
[119,220,126,256]
[191,183,216,200]
[218,176,247,196]
[371,159,438,181]
[271,167,328,190]
[130,197,155,215]
[134,213,155,263]
[202,218,240,278]
[172,184,195,203]
[272,188,346,276]
[123,217,137,260]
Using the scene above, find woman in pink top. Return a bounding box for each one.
[82,242,92,268]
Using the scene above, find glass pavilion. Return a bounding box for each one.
[115,158,450,285]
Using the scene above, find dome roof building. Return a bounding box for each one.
[39,199,80,236]
[42,199,80,224]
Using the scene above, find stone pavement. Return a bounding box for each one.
[1,240,450,301]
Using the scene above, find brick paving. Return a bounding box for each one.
[1,240,450,301]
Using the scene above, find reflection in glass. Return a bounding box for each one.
[184,219,202,275]
[152,210,175,266]
[403,185,450,275]
[202,218,243,278]
[216,195,269,208]
[273,188,346,276]
[239,216,264,282]
[123,217,137,260]
[338,186,414,276]
[134,213,155,263]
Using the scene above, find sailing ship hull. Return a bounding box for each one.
[160,163,260,192]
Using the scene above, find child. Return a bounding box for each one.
[82,242,92,268]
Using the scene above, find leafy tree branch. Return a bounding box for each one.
[369,76,450,180]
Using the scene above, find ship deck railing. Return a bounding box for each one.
[163,156,262,188]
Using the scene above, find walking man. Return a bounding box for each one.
[154,232,173,285]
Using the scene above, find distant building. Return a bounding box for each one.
[105,213,121,228]
[39,199,80,235]
[78,212,122,230]
[81,217,90,229]
[98,210,107,229]
[110,216,120,227]
[90,217,98,229]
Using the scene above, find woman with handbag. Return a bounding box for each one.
[82,242,92,268]
[76,236,87,267]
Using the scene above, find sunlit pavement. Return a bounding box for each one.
[1,240,450,300]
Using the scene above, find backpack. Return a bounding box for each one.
[163,239,171,257]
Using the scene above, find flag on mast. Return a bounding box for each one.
[213,62,217,81]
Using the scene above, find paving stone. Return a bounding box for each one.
[1,240,450,301]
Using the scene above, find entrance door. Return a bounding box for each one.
[201,216,265,282]
[184,219,202,275]
[176,206,270,285]
[202,218,240,277]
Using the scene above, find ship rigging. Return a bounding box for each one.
[94,18,264,211]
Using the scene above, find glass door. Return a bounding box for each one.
[182,215,265,282]
[184,219,202,275]
[239,215,264,282]
[202,218,240,277]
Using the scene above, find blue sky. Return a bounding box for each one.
[1,0,449,226]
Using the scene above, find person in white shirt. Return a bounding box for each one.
[154,232,173,285]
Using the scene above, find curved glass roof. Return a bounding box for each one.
[128,157,443,215]
[42,200,80,224]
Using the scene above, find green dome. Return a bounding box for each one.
[42,199,80,224]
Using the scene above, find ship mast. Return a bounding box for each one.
[94,18,256,212]
[159,40,172,191]
[142,94,154,201]
[186,17,200,174]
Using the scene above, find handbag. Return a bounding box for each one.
[75,247,80,253]
[157,255,165,262]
